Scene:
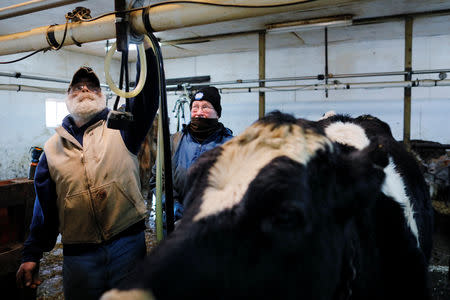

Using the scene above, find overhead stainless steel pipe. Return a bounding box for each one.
[0,70,71,84]
[0,71,109,87]
[0,0,85,20]
[0,83,66,94]
[219,79,450,93]
[185,69,450,87]
[0,0,351,56]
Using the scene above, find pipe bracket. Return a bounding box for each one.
[142,6,154,33]
[46,25,60,49]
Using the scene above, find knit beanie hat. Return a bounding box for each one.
[190,86,222,118]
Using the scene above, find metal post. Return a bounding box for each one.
[258,31,266,119]
[403,17,413,151]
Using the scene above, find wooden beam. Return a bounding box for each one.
[259,31,266,119]
[403,16,413,151]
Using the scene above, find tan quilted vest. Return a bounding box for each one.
[44,120,146,244]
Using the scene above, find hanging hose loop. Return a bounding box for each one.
[146,31,175,234]
[104,37,147,98]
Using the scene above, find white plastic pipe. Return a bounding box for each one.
[0,0,351,55]
[219,79,450,93]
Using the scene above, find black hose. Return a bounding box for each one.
[123,50,131,111]
[147,32,175,234]
[113,54,126,111]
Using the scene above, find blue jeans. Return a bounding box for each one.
[63,231,146,300]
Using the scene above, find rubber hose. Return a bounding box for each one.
[104,36,148,98]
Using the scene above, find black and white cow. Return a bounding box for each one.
[315,113,433,258]
[102,111,432,300]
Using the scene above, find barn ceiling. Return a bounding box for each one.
[0,0,450,60]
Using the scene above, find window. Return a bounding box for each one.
[46,98,68,127]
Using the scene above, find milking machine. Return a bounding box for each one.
[103,0,175,237]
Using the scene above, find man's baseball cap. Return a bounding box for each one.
[68,66,100,92]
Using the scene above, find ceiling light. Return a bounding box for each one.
[266,15,353,34]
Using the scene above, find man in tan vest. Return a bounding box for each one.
[16,42,159,300]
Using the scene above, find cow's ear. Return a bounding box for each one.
[333,141,388,222]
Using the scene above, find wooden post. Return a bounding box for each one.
[403,17,413,151]
[259,31,266,119]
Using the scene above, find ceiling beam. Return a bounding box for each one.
[0,0,85,20]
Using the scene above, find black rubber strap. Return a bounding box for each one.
[46,25,60,49]
[142,6,154,33]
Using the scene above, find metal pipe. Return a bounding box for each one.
[0,83,66,93]
[186,69,450,87]
[218,79,450,93]
[0,0,350,56]
[3,69,450,91]
[0,0,85,20]
[0,71,109,88]
[332,69,450,78]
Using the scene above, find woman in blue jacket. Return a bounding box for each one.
[151,86,233,223]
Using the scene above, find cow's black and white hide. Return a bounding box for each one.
[315,112,434,299]
[101,112,428,300]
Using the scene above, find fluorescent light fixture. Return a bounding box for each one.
[266,15,353,33]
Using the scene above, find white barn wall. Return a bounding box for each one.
[164,35,450,146]
[1,33,449,180]
[0,50,121,180]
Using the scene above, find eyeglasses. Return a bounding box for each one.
[191,104,214,112]
[70,82,100,92]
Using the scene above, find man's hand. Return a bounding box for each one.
[16,261,41,289]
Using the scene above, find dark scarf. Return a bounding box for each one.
[187,118,222,143]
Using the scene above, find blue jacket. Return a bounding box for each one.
[23,48,159,262]
[172,124,233,209]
